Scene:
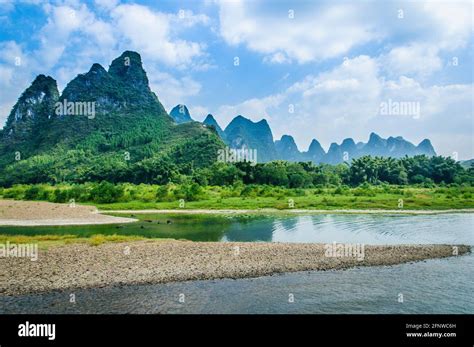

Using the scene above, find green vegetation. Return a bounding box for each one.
[1,181,473,210]
[0,53,224,187]
[0,233,148,248]
[2,153,472,187]
[1,153,473,210]
[0,156,474,210]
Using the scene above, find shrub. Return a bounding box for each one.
[24,185,42,200]
[53,189,69,203]
[90,181,124,203]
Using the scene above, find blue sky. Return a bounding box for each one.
[0,0,472,159]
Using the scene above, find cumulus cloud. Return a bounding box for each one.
[110,4,208,68]
[217,0,381,63]
[146,66,202,112]
[0,41,33,122]
[381,43,442,78]
[94,0,119,10]
[188,105,210,121]
[216,0,473,71]
[217,93,286,128]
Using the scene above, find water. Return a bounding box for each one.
[2,213,473,244]
[221,213,474,244]
[1,213,473,314]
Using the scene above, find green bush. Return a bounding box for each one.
[24,185,42,200]
[90,181,124,203]
[53,189,69,203]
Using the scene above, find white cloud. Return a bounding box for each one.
[381,43,442,78]
[172,9,210,28]
[263,52,291,64]
[147,66,202,113]
[188,105,209,121]
[0,41,33,124]
[111,4,208,68]
[217,1,381,63]
[217,93,285,128]
[216,0,473,72]
[94,0,119,10]
[420,1,473,50]
[35,3,115,75]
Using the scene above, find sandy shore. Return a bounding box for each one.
[0,241,469,296]
[0,200,136,226]
[104,208,474,215]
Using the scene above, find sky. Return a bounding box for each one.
[0,0,473,159]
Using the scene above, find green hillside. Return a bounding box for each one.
[0,51,224,185]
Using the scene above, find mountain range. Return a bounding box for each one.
[0,49,437,186]
[171,108,437,164]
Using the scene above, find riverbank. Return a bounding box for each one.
[0,200,137,226]
[0,241,469,296]
[3,184,474,212]
[1,199,473,226]
[104,208,474,215]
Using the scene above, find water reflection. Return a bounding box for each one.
[224,213,474,245]
[1,213,472,245]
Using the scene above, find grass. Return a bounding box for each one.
[94,187,474,211]
[0,233,147,248]
[2,184,473,211]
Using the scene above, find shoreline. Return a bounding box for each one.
[0,241,470,296]
[1,199,473,227]
[0,200,137,226]
[103,208,474,215]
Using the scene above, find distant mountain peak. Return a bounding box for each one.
[59,51,162,113]
[276,135,298,149]
[32,74,56,86]
[369,132,382,141]
[203,114,216,123]
[279,134,297,144]
[231,115,249,123]
[341,138,356,146]
[89,63,107,74]
[309,138,321,146]
[6,74,59,122]
[275,135,302,161]
[226,115,270,129]
[170,104,193,124]
[418,138,432,146]
[417,139,436,156]
[109,51,143,71]
[303,138,325,163]
[224,115,277,162]
[3,73,59,145]
[108,51,150,91]
[203,114,226,139]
